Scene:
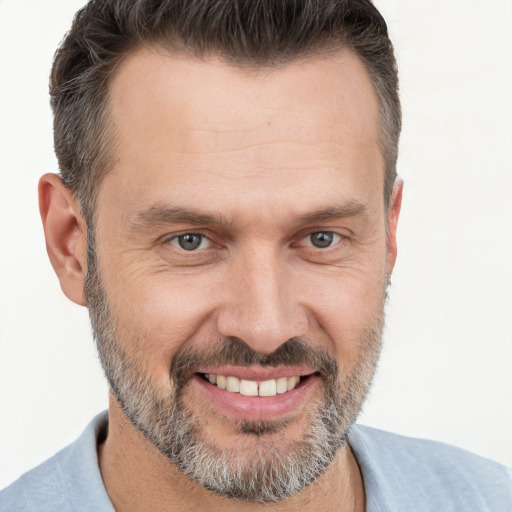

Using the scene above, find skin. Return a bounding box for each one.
[39,47,402,511]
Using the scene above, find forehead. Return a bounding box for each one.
[108,48,379,149]
[101,47,383,221]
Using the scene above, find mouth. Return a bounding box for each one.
[197,372,313,397]
[191,368,321,422]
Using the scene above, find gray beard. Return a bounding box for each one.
[85,243,383,502]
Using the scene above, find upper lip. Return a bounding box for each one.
[195,366,317,381]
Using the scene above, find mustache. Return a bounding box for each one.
[170,336,339,385]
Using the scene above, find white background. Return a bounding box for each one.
[0,0,511,489]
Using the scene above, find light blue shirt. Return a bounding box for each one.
[1,412,511,511]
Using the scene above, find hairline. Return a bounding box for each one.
[81,42,394,230]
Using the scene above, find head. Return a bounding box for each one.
[40,0,402,504]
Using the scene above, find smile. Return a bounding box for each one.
[192,367,321,421]
[200,373,303,397]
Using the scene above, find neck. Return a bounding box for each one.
[98,396,365,512]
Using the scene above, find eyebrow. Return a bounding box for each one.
[132,200,368,231]
[296,201,368,224]
[133,205,233,230]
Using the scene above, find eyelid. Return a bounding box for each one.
[294,230,344,248]
[166,231,213,251]
[160,228,347,251]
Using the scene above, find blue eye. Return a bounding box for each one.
[173,233,206,251]
[309,231,339,248]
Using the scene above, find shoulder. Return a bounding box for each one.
[0,412,113,512]
[348,424,512,512]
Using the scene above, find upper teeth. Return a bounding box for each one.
[205,374,301,397]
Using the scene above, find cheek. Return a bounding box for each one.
[302,268,386,370]
[105,271,220,381]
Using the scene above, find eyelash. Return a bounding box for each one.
[168,232,212,251]
[299,231,343,249]
[165,230,345,252]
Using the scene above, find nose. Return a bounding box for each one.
[216,245,308,354]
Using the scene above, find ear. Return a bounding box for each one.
[39,173,88,306]
[385,178,403,275]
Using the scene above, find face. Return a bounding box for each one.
[86,48,399,501]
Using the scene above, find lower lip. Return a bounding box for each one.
[191,373,321,421]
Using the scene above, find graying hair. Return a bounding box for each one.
[85,249,384,501]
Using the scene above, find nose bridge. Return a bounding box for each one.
[217,243,307,354]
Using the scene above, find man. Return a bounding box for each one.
[1,0,510,510]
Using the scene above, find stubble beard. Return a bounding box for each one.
[85,242,384,502]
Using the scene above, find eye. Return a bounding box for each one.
[170,233,210,251]
[304,231,341,249]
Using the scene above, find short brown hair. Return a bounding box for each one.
[51,0,401,223]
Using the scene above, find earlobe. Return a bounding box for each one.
[39,173,88,306]
[386,178,403,275]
